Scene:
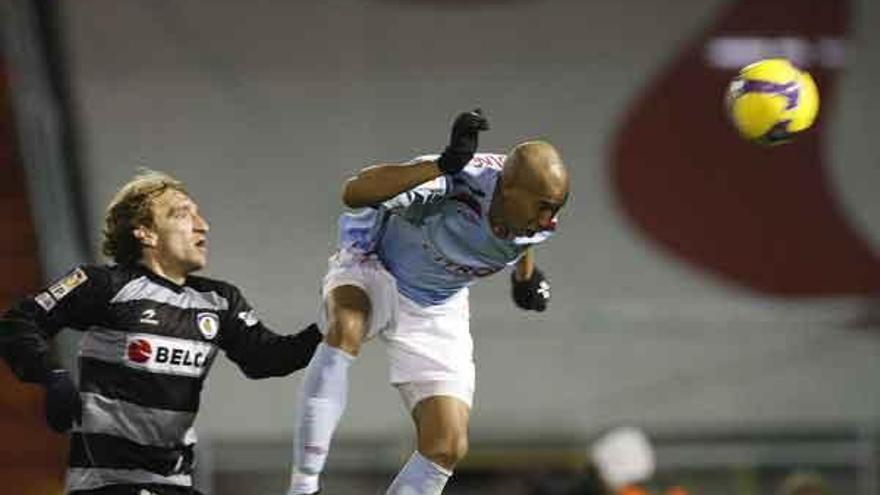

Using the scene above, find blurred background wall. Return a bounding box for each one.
[57,0,880,437]
[3,0,879,493]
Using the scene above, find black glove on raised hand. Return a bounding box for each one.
[511,267,551,312]
[43,369,82,433]
[436,109,490,174]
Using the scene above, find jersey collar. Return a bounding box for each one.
[130,263,188,293]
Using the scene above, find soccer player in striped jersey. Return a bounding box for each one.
[286,110,570,495]
[0,171,321,494]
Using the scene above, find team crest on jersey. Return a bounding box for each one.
[196,312,220,340]
[48,268,88,301]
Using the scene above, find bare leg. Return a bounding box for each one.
[386,395,470,495]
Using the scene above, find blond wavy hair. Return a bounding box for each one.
[101,169,187,264]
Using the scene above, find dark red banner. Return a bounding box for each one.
[0,57,67,493]
[611,0,878,296]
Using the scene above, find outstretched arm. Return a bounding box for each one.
[219,289,322,379]
[222,322,322,379]
[341,109,490,209]
[342,160,444,209]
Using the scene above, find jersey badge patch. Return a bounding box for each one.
[197,312,220,340]
[48,268,88,301]
[34,292,57,312]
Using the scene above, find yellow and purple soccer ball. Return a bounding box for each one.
[725,58,820,145]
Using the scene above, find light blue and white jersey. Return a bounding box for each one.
[337,153,554,306]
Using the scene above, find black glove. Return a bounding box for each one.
[511,267,551,312]
[436,108,490,174]
[43,369,82,433]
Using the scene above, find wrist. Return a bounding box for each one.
[514,265,534,282]
[436,148,472,175]
[428,160,446,177]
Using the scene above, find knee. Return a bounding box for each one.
[420,431,469,469]
[326,310,366,355]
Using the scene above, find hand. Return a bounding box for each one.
[511,267,551,312]
[436,108,490,174]
[43,369,82,433]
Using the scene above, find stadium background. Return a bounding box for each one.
[1,0,878,493]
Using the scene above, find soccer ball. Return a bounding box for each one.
[724,58,819,145]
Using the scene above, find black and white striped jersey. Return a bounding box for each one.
[0,263,320,494]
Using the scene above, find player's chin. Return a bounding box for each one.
[187,253,208,272]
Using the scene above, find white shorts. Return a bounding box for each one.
[318,250,475,410]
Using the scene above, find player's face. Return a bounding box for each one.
[492,185,566,239]
[146,190,210,274]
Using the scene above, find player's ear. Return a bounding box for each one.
[133,226,157,247]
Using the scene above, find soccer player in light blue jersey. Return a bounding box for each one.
[287,110,570,495]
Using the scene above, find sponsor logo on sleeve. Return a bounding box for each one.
[196,312,220,340]
[34,292,57,312]
[48,268,88,301]
[124,334,213,377]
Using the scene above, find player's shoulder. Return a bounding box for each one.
[406,153,506,172]
[462,154,505,180]
[100,263,170,290]
[73,263,111,280]
[452,153,505,193]
[39,263,125,303]
[64,263,124,290]
[468,153,506,170]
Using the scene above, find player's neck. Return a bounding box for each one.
[488,184,511,240]
[138,257,187,286]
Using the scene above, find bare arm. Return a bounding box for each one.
[341,160,444,209]
[342,109,490,208]
[514,248,535,281]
